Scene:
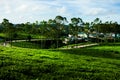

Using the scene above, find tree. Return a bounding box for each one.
[92,18,102,42]
[1,18,15,46]
[1,18,9,34]
[55,15,67,24]
[71,17,83,33]
[27,35,32,42]
[110,22,119,42]
[39,20,49,48]
[83,22,90,38]
[31,22,39,34]
[93,18,102,32]
[24,22,32,34]
[69,17,83,44]
[54,15,68,48]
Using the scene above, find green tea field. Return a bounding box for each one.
[0,43,120,80]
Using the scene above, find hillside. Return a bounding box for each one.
[0,44,120,80]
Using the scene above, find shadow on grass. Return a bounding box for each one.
[12,42,41,49]
[51,48,120,60]
[99,43,120,46]
[12,41,120,60]
[11,40,65,49]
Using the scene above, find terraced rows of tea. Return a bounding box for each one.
[0,43,120,80]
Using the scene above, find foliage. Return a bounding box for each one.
[0,16,120,44]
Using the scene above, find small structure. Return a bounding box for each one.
[63,32,88,44]
[78,32,87,39]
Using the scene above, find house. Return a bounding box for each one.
[78,32,87,38]
[63,32,88,44]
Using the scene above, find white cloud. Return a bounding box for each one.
[32,6,40,11]
[0,0,120,23]
[4,5,12,14]
[16,4,28,12]
[57,6,67,15]
[32,4,51,12]
[84,8,107,16]
[65,0,119,16]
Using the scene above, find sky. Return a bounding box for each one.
[0,0,120,24]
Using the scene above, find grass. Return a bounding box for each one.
[17,33,45,39]
[90,43,120,52]
[0,33,5,38]
[0,43,120,80]
[0,32,45,40]
[12,41,41,49]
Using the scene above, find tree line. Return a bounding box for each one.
[0,15,120,43]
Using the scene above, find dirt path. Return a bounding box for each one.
[60,43,99,49]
